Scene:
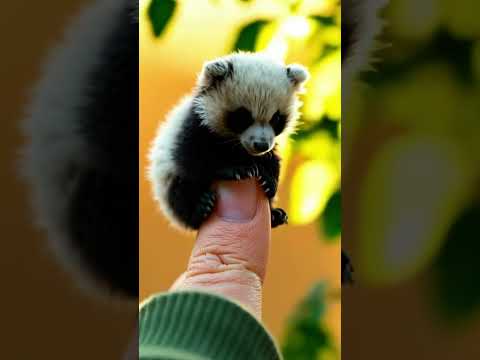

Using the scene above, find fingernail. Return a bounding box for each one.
[216,179,257,221]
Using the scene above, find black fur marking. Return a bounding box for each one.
[270,111,287,136]
[225,107,255,134]
[271,208,288,228]
[286,67,295,83]
[170,106,285,230]
[342,250,354,285]
[207,59,234,91]
[167,177,215,230]
[197,190,217,220]
[67,2,138,298]
[216,164,259,181]
[286,66,304,85]
[226,60,234,79]
[257,173,277,199]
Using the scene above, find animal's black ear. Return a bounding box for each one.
[286,64,309,88]
[199,58,234,88]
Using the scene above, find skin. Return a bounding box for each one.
[170,178,270,319]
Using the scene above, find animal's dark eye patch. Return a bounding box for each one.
[225,107,254,134]
[270,111,288,135]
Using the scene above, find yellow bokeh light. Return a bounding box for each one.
[281,16,312,39]
[297,132,340,167]
[303,51,341,120]
[264,34,289,61]
[261,16,312,61]
[290,161,339,225]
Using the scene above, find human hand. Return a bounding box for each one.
[170,178,271,319]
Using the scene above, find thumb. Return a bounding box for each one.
[174,178,271,318]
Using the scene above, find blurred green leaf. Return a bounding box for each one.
[430,203,480,324]
[232,19,269,52]
[314,44,341,63]
[311,15,336,27]
[282,282,337,360]
[148,0,177,38]
[321,190,341,241]
[292,117,339,142]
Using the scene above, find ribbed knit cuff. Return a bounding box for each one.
[139,291,282,360]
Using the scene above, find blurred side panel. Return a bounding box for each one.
[343,0,480,358]
[1,0,138,358]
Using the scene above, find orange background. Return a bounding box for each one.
[139,0,341,342]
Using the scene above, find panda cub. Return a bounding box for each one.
[149,52,309,231]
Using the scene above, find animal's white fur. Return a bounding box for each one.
[287,64,309,85]
[240,122,276,155]
[19,0,132,302]
[148,52,309,230]
[148,96,193,232]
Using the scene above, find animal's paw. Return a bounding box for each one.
[191,190,217,229]
[342,250,354,285]
[271,207,288,228]
[216,165,259,181]
[258,174,277,199]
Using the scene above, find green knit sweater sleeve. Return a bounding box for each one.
[139,291,282,360]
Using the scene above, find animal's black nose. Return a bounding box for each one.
[253,141,269,153]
